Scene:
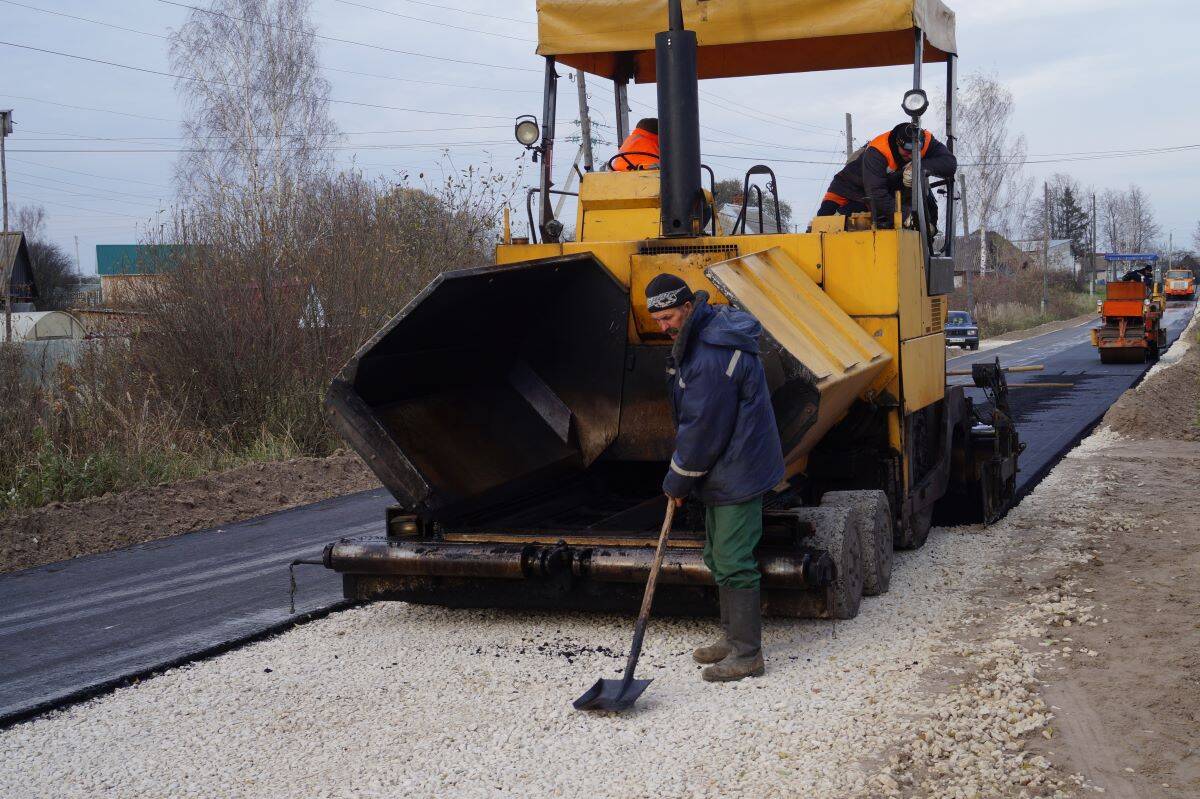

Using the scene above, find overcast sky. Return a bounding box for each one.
[3,0,1196,273]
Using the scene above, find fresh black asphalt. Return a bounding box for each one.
[0,301,1192,725]
[0,487,391,724]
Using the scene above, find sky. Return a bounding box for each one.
[2,0,1197,274]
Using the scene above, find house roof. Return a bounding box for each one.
[1013,239,1072,252]
[1,231,37,301]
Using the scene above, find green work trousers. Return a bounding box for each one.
[702,497,763,590]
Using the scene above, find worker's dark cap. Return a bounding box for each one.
[645,273,694,311]
[635,118,659,135]
[893,122,919,150]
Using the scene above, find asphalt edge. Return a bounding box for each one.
[1007,300,1198,507]
[0,599,362,730]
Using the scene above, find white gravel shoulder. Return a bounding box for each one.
[4,529,1012,798]
[4,420,1148,798]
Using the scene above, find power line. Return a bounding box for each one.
[153,0,539,73]
[0,93,178,124]
[699,90,844,136]
[384,0,535,25]
[705,143,1200,167]
[0,41,515,120]
[7,141,512,154]
[5,0,537,94]
[11,195,155,219]
[9,177,167,209]
[322,65,536,94]
[7,170,170,201]
[0,0,168,39]
[329,0,532,42]
[6,159,173,189]
[20,124,510,141]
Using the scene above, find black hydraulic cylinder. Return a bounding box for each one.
[655,2,702,237]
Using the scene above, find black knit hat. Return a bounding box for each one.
[893,122,919,151]
[645,273,694,311]
[635,118,659,135]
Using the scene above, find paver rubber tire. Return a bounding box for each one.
[792,506,863,620]
[819,490,893,597]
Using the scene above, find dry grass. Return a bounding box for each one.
[951,269,1096,337]
[0,167,513,515]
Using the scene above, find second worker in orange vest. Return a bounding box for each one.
[818,122,956,229]
[612,118,661,171]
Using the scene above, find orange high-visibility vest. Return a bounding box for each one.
[613,127,660,171]
[868,129,932,171]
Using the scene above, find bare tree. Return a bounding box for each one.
[1099,184,1160,254]
[1192,219,1200,254]
[956,73,1028,273]
[14,205,46,240]
[168,0,338,231]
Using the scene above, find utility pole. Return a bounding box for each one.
[74,235,81,275]
[1090,193,1097,296]
[2,109,12,344]
[958,173,972,313]
[844,113,853,161]
[1040,181,1050,315]
[575,69,594,173]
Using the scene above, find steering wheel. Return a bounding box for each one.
[606,151,660,171]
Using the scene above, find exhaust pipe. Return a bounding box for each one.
[656,0,703,237]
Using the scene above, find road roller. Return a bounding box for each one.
[320,0,1022,618]
[1092,279,1166,363]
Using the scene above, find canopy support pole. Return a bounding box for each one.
[613,77,630,144]
[943,54,957,258]
[539,57,560,242]
[910,28,929,267]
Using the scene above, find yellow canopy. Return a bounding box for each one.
[536,0,956,82]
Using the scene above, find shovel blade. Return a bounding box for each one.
[572,677,653,712]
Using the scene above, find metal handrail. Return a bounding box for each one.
[525,187,580,244]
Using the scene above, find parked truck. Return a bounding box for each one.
[319,0,1022,620]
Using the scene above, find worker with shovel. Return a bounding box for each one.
[646,273,785,682]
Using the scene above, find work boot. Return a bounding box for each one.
[702,587,765,682]
[692,586,732,664]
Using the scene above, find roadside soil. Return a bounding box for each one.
[869,310,1200,797]
[0,450,379,573]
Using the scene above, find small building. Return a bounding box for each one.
[1013,239,1076,274]
[953,230,1026,280]
[96,244,188,307]
[2,231,38,311]
[96,244,189,275]
[1,310,87,341]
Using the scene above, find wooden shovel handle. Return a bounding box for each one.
[618,501,676,688]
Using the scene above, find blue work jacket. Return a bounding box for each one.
[662,293,785,505]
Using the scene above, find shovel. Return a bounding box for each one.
[573,500,676,712]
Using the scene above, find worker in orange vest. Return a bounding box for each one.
[611,118,660,171]
[817,122,956,229]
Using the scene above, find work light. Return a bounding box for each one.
[514,115,540,147]
[901,89,928,117]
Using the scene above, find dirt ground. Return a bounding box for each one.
[872,313,1200,798]
[0,450,379,573]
